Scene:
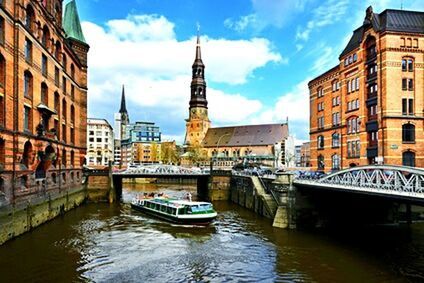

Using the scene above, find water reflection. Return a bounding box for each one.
[0,183,423,282]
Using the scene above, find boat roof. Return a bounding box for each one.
[144,197,212,206]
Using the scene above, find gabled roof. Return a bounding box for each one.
[63,0,87,44]
[340,7,424,58]
[202,124,289,148]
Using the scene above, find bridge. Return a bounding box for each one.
[113,165,209,177]
[294,165,424,203]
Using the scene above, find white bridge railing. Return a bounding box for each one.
[115,165,208,176]
[294,165,424,199]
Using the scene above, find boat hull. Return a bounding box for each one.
[131,203,217,224]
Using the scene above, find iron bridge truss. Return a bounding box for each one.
[294,165,424,201]
[115,165,208,176]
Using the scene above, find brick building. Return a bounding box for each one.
[0,0,88,204]
[309,6,424,172]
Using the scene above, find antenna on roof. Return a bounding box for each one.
[401,0,403,10]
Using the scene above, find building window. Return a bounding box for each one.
[347,117,359,134]
[70,64,75,79]
[0,17,4,45]
[0,138,4,166]
[62,76,67,94]
[62,98,67,121]
[332,96,340,107]
[23,71,33,98]
[41,83,48,104]
[318,102,324,112]
[318,117,324,130]
[332,154,340,171]
[41,54,48,77]
[347,140,360,158]
[70,128,75,144]
[402,98,414,115]
[71,85,75,99]
[332,112,340,126]
[402,151,415,167]
[62,149,66,166]
[332,133,340,148]
[54,92,60,113]
[317,135,324,150]
[318,155,325,170]
[70,150,75,167]
[62,124,66,142]
[25,5,35,32]
[402,78,413,91]
[402,123,415,143]
[0,54,4,90]
[317,87,324,98]
[70,105,75,124]
[24,38,32,63]
[0,96,4,126]
[42,25,50,48]
[24,106,31,131]
[55,41,61,61]
[55,67,60,86]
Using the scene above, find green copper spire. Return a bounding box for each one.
[63,0,86,44]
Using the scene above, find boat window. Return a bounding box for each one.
[172,208,176,215]
[178,207,185,215]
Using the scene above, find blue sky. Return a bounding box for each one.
[76,0,424,144]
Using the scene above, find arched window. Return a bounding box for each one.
[318,155,325,170]
[332,154,341,171]
[23,71,33,98]
[70,105,75,124]
[42,25,50,48]
[317,135,324,149]
[402,151,415,167]
[41,82,48,104]
[55,41,61,61]
[21,141,33,168]
[70,64,75,79]
[402,123,415,142]
[365,36,377,60]
[25,5,35,32]
[347,116,359,134]
[332,133,340,148]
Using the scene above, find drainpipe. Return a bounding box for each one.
[378,40,385,163]
[11,2,20,204]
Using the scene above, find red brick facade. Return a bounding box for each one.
[0,0,88,205]
[309,7,424,172]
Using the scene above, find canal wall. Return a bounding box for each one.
[0,185,86,245]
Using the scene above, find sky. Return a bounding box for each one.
[75,0,424,144]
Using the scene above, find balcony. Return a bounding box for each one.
[366,120,378,132]
[366,72,377,83]
[366,53,377,64]
[367,91,377,100]
[366,96,377,106]
[367,146,378,158]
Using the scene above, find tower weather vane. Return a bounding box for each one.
[196,22,200,36]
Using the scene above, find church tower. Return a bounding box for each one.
[114,85,130,140]
[184,33,211,146]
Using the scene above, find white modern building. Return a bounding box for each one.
[87,118,114,166]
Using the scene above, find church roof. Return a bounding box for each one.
[340,7,424,57]
[119,85,128,114]
[202,123,289,148]
[63,0,87,44]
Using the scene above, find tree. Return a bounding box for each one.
[186,144,207,166]
[161,141,179,164]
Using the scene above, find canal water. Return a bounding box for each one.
[1,183,424,282]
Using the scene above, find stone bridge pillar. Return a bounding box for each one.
[272,173,296,229]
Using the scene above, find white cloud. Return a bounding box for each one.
[296,0,349,42]
[82,14,282,140]
[225,0,315,32]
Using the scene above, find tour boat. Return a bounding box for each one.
[131,197,217,224]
